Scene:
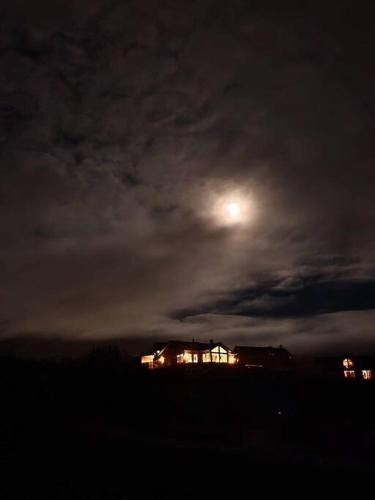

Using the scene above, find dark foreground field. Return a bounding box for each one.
[1,356,374,498]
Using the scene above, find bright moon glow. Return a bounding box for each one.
[219,193,252,226]
[201,185,256,227]
[226,202,241,218]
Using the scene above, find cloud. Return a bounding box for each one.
[0,0,374,353]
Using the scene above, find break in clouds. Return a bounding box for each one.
[0,0,375,353]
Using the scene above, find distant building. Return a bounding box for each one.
[141,340,293,370]
[341,356,374,380]
[141,340,237,368]
[141,341,375,381]
[234,345,292,371]
[295,355,375,380]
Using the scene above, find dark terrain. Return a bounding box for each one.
[1,351,374,498]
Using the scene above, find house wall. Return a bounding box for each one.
[155,345,235,367]
[237,351,292,370]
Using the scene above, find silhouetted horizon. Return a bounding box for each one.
[1,334,375,361]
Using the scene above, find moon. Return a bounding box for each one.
[226,202,241,219]
[201,185,256,227]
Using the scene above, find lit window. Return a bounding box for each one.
[177,354,184,364]
[211,346,228,363]
[343,358,354,369]
[344,370,355,379]
[159,355,165,364]
[141,355,154,364]
[362,370,373,380]
[193,353,198,363]
[184,351,192,363]
[202,353,211,362]
[229,354,237,364]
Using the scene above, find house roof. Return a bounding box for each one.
[153,342,167,352]
[234,345,291,356]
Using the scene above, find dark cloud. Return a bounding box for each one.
[0,0,374,354]
[173,278,375,320]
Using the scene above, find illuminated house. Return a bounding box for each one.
[342,357,374,380]
[234,345,292,371]
[141,340,237,368]
[303,356,375,380]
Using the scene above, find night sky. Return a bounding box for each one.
[1,0,375,355]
